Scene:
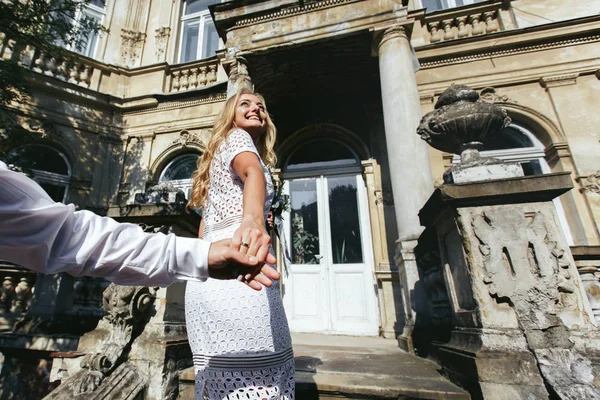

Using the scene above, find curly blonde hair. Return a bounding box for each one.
[187,88,277,210]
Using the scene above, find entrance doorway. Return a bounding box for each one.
[281,172,378,335]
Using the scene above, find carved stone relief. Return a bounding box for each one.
[154,27,170,62]
[171,130,202,147]
[120,30,146,68]
[44,284,157,398]
[479,87,515,104]
[581,171,600,194]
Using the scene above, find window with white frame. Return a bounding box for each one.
[452,123,574,244]
[61,0,106,59]
[7,145,71,203]
[421,0,485,12]
[159,153,201,200]
[178,0,221,63]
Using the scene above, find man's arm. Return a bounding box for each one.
[0,162,277,288]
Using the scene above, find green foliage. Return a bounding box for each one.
[0,0,105,105]
[291,213,318,264]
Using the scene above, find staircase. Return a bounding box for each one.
[293,333,470,399]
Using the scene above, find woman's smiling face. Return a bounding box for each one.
[234,94,267,139]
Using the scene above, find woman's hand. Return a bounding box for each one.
[232,218,271,267]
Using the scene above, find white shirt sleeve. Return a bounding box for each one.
[0,161,209,287]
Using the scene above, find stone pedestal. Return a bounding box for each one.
[418,173,600,399]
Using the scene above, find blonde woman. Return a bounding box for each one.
[186,88,294,399]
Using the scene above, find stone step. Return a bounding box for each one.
[293,333,470,400]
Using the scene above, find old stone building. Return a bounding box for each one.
[0,0,599,398]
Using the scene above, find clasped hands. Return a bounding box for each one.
[207,220,277,291]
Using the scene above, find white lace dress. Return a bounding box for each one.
[185,129,295,399]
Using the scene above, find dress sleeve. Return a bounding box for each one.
[223,129,260,172]
[0,162,209,287]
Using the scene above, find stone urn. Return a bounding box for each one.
[417,84,520,183]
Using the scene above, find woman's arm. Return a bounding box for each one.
[231,151,271,263]
[198,218,205,239]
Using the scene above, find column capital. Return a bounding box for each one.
[373,24,411,54]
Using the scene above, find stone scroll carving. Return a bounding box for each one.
[44,284,157,399]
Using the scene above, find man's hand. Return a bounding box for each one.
[207,239,280,290]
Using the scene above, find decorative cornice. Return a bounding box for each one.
[235,0,358,27]
[419,93,435,105]
[121,93,227,116]
[419,33,600,68]
[540,73,579,88]
[545,142,571,163]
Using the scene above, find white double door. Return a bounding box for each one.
[281,174,378,336]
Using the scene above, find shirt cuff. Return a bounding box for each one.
[172,236,210,282]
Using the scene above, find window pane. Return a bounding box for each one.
[483,126,535,151]
[520,160,544,176]
[285,139,359,171]
[201,18,219,59]
[422,0,444,11]
[290,179,320,265]
[185,0,220,15]
[39,183,66,203]
[180,20,199,63]
[160,154,200,181]
[328,176,363,264]
[7,146,69,175]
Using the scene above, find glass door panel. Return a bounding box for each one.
[289,179,320,265]
[327,176,363,264]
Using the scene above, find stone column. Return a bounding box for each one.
[375,25,434,350]
[376,25,434,241]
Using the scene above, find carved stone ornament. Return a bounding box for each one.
[581,171,600,194]
[171,130,201,147]
[120,29,146,68]
[44,284,157,398]
[479,87,515,104]
[154,26,170,62]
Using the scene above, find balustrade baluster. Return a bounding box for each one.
[457,17,469,38]
[80,65,92,87]
[442,19,455,41]
[33,51,46,73]
[57,59,69,80]
[69,62,81,84]
[45,56,58,77]
[484,11,499,33]
[207,65,217,84]
[13,277,31,314]
[180,70,190,90]
[1,276,15,312]
[469,14,484,35]
[189,68,199,89]
[199,66,208,86]
[172,71,181,92]
[428,22,442,43]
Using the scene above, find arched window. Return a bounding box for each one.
[159,153,201,199]
[480,124,549,176]
[7,145,71,203]
[283,138,361,177]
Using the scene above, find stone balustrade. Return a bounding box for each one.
[421,1,508,44]
[0,263,37,330]
[169,58,219,92]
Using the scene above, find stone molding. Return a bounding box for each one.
[419,33,600,68]
[234,0,357,27]
[540,73,579,88]
[121,29,147,68]
[545,142,572,164]
[121,92,227,116]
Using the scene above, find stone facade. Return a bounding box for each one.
[0,0,599,398]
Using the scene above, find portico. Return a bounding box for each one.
[211,0,435,342]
